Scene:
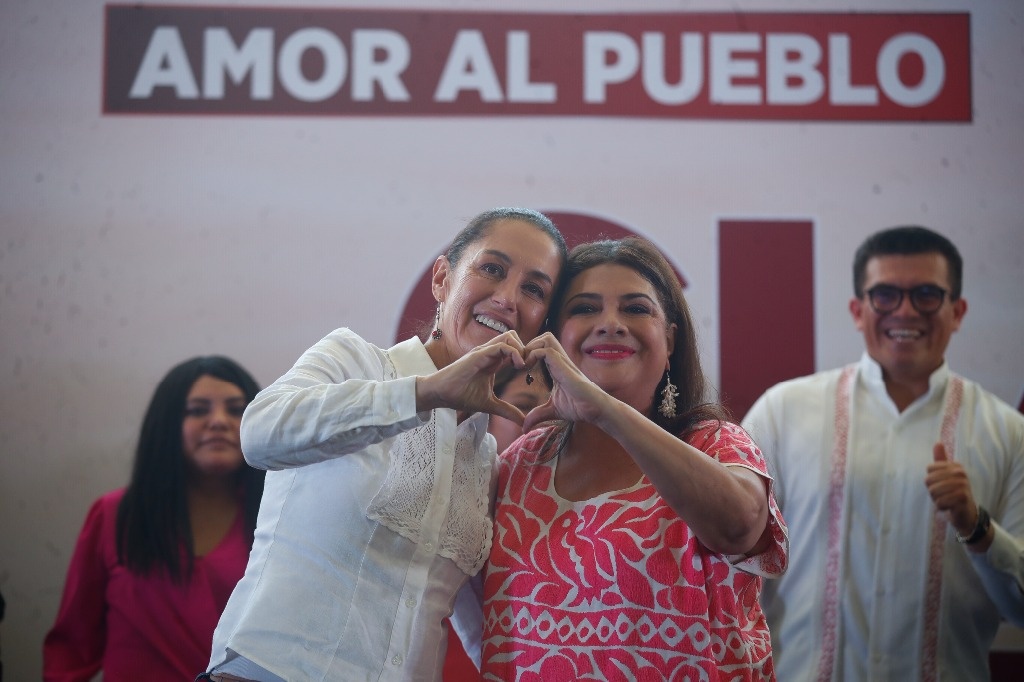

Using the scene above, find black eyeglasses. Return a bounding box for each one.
[865,284,949,314]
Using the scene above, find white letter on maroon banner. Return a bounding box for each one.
[129,26,199,99]
[584,32,639,103]
[507,31,556,103]
[877,33,945,107]
[766,33,823,105]
[829,34,878,105]
[278,28,346,102]
[203,28,273,100]
[352,29,410,102]
[435,30,503,102]
[710,33,762,105]
[642,32,703,105]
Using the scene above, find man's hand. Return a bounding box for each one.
[925,444,987,548]
[925,443,980,539]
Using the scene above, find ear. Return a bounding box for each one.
[849,296,865,331]
[430,255,450,303]
[950,296,967,331]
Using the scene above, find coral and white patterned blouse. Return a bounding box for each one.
[483,420,788,682]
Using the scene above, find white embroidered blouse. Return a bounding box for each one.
[208,328,494,681]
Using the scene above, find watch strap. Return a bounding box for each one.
[956,505,991,545]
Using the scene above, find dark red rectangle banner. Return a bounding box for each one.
[104,5,971,121]
[719,220,815,420]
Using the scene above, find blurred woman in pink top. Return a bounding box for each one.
[43,356,264,682]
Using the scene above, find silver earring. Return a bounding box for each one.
[658,369,678,418]
[431,304,442,340]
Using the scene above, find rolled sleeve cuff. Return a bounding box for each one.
[379,375,431,426]
[984,523,1024,580]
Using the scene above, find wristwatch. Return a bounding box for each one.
[956,505,991,545]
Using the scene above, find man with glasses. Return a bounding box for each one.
[742,225,1024,681]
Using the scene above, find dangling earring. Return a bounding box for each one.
[431,303,442,340]
[658,369,678,418]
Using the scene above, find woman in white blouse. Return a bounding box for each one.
[202,208,566,682]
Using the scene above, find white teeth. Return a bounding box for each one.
[476,315,509,333]
[887,329,923,340]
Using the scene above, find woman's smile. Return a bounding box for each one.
[585,344,636,360]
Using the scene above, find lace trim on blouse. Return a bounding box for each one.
[365,350,492,575]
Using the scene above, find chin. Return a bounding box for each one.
[604,385,652,411]
[192,458,245,476]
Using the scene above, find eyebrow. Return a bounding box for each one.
[481,249,554,286]
[565,292,658,305]
[186,396,246,404]
[871,281,944,288]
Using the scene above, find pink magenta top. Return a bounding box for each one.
[44,488,250,682]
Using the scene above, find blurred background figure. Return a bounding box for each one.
[743,226,1024,680]
[43,356,264,682]
[489,365,554,454]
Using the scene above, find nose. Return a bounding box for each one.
[207,405,232,429]
[597,309,626,335]
[493,278,518,311]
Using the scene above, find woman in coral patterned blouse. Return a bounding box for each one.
[482,238,789,682]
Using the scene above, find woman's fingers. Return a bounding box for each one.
[522,400,559,431]
[475,331,529,370]
[426,335,533,413]
[487,398,526,425]
[519,339,610,427]
[522,331,558,358]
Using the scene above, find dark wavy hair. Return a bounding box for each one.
[552,237,730,436]
[115,356,263,582]
[853,225,963,300]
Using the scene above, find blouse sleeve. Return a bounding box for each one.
[449,572,484,670]
[241,328,429,470]
[43,494,115,682]
[969,403,1024,625]
[688,421,790,578]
